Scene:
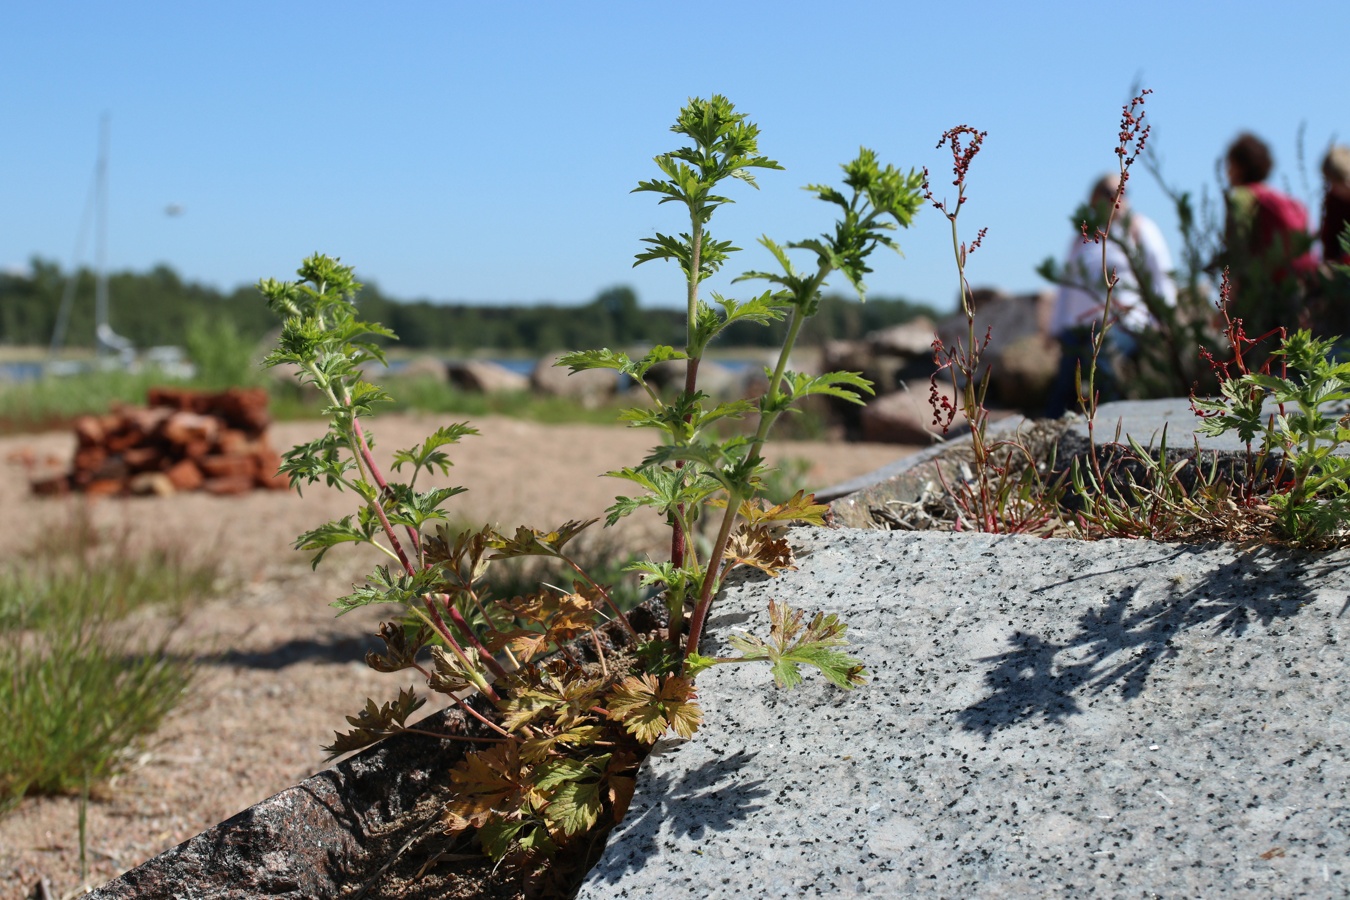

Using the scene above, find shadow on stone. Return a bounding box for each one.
[584,745,769,886]
[958,543,1331,737]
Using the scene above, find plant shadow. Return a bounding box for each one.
[586,745,768,884]
[202,632,382,669]
[957,543,1340,738]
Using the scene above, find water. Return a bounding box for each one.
[0,362,45,382]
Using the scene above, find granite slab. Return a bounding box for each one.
[579,526,1350,898]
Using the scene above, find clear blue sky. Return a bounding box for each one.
[2,1,1343,313]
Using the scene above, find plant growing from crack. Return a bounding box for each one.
[562,94,924,676]
[1193,277,1350,544]
[922,126,1065,535]
[260,95,922,879]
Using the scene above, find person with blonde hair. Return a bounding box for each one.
[1044,173,1177,417]
[1321,144,1350,266]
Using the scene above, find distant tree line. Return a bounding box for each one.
[0,259,938,353]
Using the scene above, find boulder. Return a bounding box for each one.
[821,339,904,396]
[643,358,744,399]
[447,359,530,394]
[530,355,618,406]
[859,379,966,444]
[939,288,1053,388]
[396,356,451,384]
[992,332,1061,411]
[865,315,936,357]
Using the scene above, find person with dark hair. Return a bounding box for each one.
[1218,132,1317,340]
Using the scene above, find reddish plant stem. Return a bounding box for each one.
[444,693,517,741]
[683,505,738,661]
[563,557,639,640]
[401,727,507,744]
[351,416,422,563]
[444,601,510,682]
[423,595,500,703]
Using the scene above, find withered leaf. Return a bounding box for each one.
[445,741,539,833]
[724,524,796,577]
[489,519,597,559]
[428,645,482,695]
[322,687,425,759]
[739,489,829,527]
[365,621,433,673]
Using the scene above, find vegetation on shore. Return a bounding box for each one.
[0,260,935,355]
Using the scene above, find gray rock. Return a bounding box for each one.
[448,359,529,394]
[579,526,1350,898]
[531,354,618,406]
[858,380,960,444]
[935,290,1053,384]
[396,356,451,384]
[865,316,937,357]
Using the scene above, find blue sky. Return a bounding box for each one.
[2,2,1343,313]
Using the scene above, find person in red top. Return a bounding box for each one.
[1218,132,1316,342]
[1321,145,1350,266]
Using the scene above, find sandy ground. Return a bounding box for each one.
[0,413,916,898]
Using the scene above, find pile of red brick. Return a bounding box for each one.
[32,387,291,497]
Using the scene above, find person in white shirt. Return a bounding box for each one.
[1045,174,1178,417]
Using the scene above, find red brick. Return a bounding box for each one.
[199,454,258,479]
[166,459,204,491]
[203,475,253,496]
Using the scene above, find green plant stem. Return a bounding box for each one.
[668,219,705,649]
[307,359,416,574]
[420,596,501,703]
[684,293,816,663]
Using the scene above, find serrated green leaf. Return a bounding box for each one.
[728,599,868,690]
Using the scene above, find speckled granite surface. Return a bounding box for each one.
[579,527,1350,898]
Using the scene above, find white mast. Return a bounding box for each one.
[49,114,134,365]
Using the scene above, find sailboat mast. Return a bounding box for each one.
[93,115,110,347]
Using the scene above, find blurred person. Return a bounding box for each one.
[1216,132,1316,340]
[1321,144,1350,266]
[1044,174,1177,418]
[1305,144,1350,347]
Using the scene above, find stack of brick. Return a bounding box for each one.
[32,387,292,497]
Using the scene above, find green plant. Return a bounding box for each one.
[261,254,660,871]
[1194,315,1350,543]
[567,95,925,662]
[0,521,211,812]
[923,126,1066,535]
[184,315,261,389]
[263,95,923,881]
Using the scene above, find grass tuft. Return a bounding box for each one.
[0,514,221,812]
